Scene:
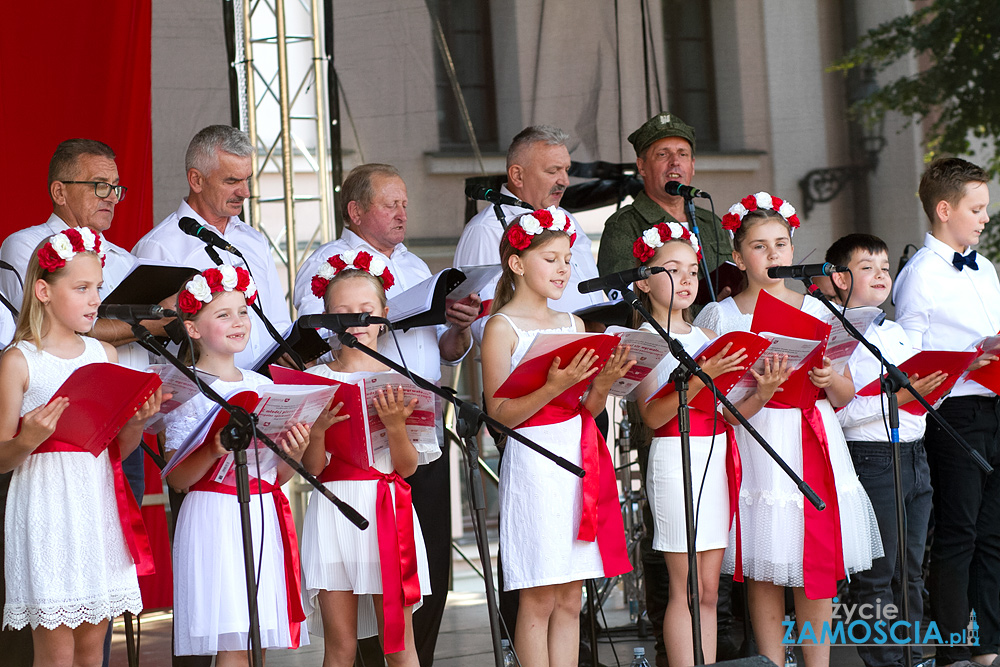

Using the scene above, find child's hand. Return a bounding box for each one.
[313,399,350,433]
[279,423,311,461]
[898,371,948,406]
[698,343,748,380]
[592,345,638,390]
[808,357,837,389]
[18,397,70,450]
[210,431,228,459]
[545,347,601,393]
[129,388,170,426]
[750,354,791,403]
[969,353,998,372]
[373,386,418,432]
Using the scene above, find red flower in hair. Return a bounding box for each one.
[532,209,554,228]
[787,214,801,228]
[354,251,372,272]
[771,195,784,211]
[37,245,64,271]
[203,268,224,292]
[633,237,655,263]
[721,212,742,231]
[235,268,251,291]
[507,225,531,250]
[178,290,203,315]
[740,195,758,212]
[329,255,347,272]
[311,276,331,299]
[379,269,395,291]
[65,229,86,253]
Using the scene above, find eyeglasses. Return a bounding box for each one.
[61,181,128,202]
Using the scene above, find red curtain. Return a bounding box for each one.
[0,1,153,251]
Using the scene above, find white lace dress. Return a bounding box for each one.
[635,323,731,552]
[164,369,308,655]
[694,296,882,586]
[495,312,608,589]
[4,338,142,630]
[299,364,438,640]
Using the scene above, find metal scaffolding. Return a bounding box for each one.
[228,0,335,317]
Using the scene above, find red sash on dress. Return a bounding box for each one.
[518,405,632,578]
[320,458,421,655]
[33,438,155,576]
[189,475,306,648]
[767,402,844,599]
[654,408,743,580]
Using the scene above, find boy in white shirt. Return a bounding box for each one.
[893,158,1000,667]
[831,233,946,667]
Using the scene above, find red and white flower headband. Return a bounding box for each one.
[632,222,702,263]
[311,249,395,298]
[506,207,577,251]
[37,227,105,271]
[178,266,257,315]
[721,192,800,236]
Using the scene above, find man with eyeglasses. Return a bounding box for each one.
[0,138,163,667]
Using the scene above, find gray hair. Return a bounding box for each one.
[48,139,116,186]
[185,125,253,174]
[340,163,401,224]
[506,125,570,170]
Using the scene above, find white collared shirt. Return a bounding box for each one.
[837,318,928,442]
[293,228,457,382]
[131,200,292,369]
[452,185,604,314]
[893,232,1000,397]
[0,213,148,368]
[0,305,14,348]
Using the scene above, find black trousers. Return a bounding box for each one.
[925,396,1000,662]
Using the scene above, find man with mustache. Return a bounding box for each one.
[453,125,603,339]
[132,125,291,369]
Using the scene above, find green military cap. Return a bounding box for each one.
[627,112,697,156]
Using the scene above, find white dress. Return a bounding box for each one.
[694,296,882,586]
[495,312,607,590]
[635,323,731,552]
[299,364,438,639]
[164,369,308,655]
[4,338,142,630]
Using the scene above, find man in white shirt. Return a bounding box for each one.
[453,125,603,341]
[294,163,479,665]
[0,138,157,666]
[132,125,291,370]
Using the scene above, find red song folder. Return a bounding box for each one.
[46,362,162,456]
[965,335,1000,395]
[492,332,621,405]
[645,330,772,412]
[858,350,978,416]
[751,291,831,410]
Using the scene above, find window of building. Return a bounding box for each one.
[663,0,720,152]
[429,0,499,152]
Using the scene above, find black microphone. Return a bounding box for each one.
[299,313,391,331]
[665,181,710,199]
[767,263,849,279]
[577,266,666,294]
[465,184,531,210]
[98,304,177,322]
[178,217,242,255]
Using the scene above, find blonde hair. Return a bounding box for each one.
[630,240,696,328]
[11,239,102,350]
[490,220,573,315]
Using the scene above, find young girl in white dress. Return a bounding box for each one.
[0,229,162,667]
[163,266,329,664]
[631,222,790,667]
[693,193,881,667]
[299,250,435,667]
[481,208,635,667]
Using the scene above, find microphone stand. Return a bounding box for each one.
[679,193,717,302]
[333,327,585,667]
[201,244,306,370]
[130,324,368,667]
[618,286,826,666]
[798,280,992,667]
